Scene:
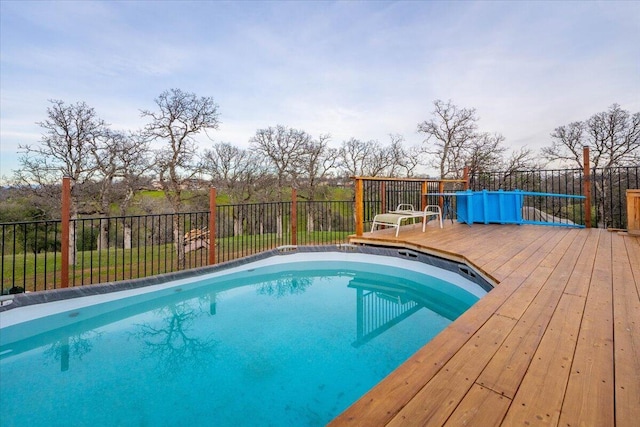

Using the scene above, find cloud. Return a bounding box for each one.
[1,0,638,178]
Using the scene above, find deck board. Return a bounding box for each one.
[559,230,615,426]
[331,223,639,426]
[612,234,640,425]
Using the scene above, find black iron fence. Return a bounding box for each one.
[357,178,467,232]
[592,166,640,229]
[1,200,354,294]
[468,166,639,229]
[2,165,637,295]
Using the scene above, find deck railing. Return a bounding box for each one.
[353,176,468,236]
[1,193,354,294]
[468,166,639,229]
[2,160,636,294]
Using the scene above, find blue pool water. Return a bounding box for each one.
[0,253,486,426]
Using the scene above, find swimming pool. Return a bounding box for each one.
[0,248,489,426]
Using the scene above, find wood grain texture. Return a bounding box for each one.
[330,224,638,427]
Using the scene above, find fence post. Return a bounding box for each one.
[583,146,592,228]
[291,188,297,246]
[421,181,428,210]
[438,180,445,210]
[380,181,386,213]
[209,187,216,265]
[463,166,470,190]
[61,177,70,288]
[354,177,364,236]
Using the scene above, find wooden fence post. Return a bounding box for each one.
[583,146,592,228]
[380,181,386,213]
[354,178,364,236]
[209,187,216,265]
[421,181,428,210]
[291,188,297,246]
[61,177,70,288]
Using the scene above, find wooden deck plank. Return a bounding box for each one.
[476,230,588,399]
[559,230,615,426]
[327,280,520,427]
[500,229,600,425]
[495,228,583,320]
[443,384,510,426]
[386,314,517,426]
[479,227,563,276]
[624,234,640,295]
[334,225,638,427]
[502,293,587,426]
[612,233,640,426]
[488,227,566,284]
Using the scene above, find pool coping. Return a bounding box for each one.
[0,244,494,313]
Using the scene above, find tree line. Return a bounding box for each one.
[3,89,638,222]
[1,89,637,267]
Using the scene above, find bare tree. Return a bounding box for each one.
[90,130,121,251]
[337,138,395,177]
[417,99,479,179]
[465,132,506,177]
[141,89,220,269]
[108,131,152,249]
[294,134,338,232]
[543,104,640,169]
[202,142,268,236]
[501,147,539,172]
[250,125,311,238]
[543,121,586,168]
[542,103,640,227]
[386,134,423,177]
[15,100,107,264]
[203,142,266,203]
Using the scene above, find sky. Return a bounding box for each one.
[1,0,639,179]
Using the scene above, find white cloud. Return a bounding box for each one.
[1,0,638,177]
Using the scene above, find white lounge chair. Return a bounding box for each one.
[371,204,443,237]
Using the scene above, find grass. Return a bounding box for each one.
[2,231,352,293]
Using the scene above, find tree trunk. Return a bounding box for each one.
[98,218,109,251]
[123,222,132,250]
[307,211,314,233]
[233,207,243,237]
[69,215,77,266]
[173,214,186,270]
[276,205,283,239]
[595,179,609,229]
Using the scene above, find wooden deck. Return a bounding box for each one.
[329,222,639,426]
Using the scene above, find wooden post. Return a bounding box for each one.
[291,188,297,246]
[380,181,386,213]
[61,177,70,288]
[208,187,216,265]
[463,166,470,190]
[354,178,364,236]
[421,181,428,210]
[583,146,592,228]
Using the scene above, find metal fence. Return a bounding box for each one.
[468,168,587,226]
[358,178,467,232]
[1,200,354,294]
[2,165,637,294]
[468,166,639,229]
